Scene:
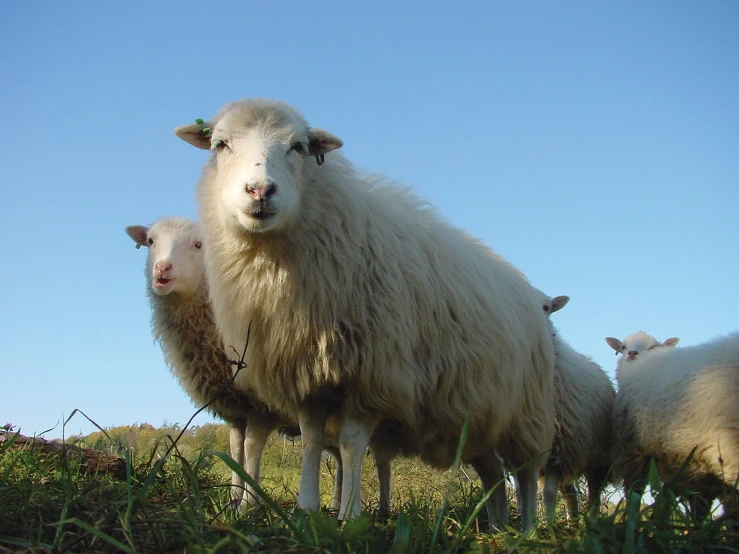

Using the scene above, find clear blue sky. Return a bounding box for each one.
[1,2,737,440]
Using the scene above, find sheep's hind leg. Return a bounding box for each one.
[338,413,378,521]
[516,466,540,532]
[240,418,275,509]
[297,404,327,512]
[228,421,246,510]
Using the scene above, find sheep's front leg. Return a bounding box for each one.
[516,466,540,532]
[338,414,378,521]
[228,421,246,508]
[541,469,561,522]
[241,418,275,508]
[471,454,509,532]
[297,404,327,512]
[324,445,343,511]
[373,446,393,519]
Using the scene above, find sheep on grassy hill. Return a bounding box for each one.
[537,295,615,522]
[126,217,291,509]
[606,330,739,520]
[175,98,555,529]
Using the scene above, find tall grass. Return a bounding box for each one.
[2,421,738,553]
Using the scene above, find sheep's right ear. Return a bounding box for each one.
[605,337,623,354]
[549,295,570,314]
[174,121,214,150]
[126,225,149,249]
[662,337,679,348]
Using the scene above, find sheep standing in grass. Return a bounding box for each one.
[175,98,555,529]
[126,217,285,509]
[607,330,739,520]
[536,295,615,522]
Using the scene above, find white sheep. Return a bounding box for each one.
[126,217,357,512]
[175,98,555,529]
[537,295,615,522]
[606,330,739,520]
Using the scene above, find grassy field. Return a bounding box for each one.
[1,423,738,553]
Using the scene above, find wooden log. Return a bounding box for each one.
[0,430,127,480]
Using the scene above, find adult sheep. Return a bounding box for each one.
[606,330,739,520]
[537,295,615,522]
[175,99,555,529]
[126,217,347,511]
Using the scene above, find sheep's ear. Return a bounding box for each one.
[174,121,214,150]
[662,337,679,348]
[605,337,623,354]
[126,225,149,249]
[307,127,343,165]
[549,295,570,314]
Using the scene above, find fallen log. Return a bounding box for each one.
[0,430,127,480]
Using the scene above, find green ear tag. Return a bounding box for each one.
[195,118,204,124]
[201,127,211,134]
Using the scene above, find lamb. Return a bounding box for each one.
[606,330,739,520]
[536,295,615,522]
[175,98,555,529]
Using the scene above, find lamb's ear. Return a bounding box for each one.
[174,121,214,150]
[662,337,680,348]
[605,337,623,354]
[549,295,570,314]
[307,127,343,165]
[126,225,149,249]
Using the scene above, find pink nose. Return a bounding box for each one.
[246,183,277,201]
[155,261,172,274]
[627,350,638,360]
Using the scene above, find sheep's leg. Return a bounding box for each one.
[541,469,560,523]
[372,446,393,519]
[240,419,274,509]
[228,421,246,509]
[585,469,606,516]
[324,445,343,512]
[516,466,540,532]
[337,414,378,521]
[471,454,509,532]
[297,404,327,512]
[687,493,712,523]
[560,480,579,521]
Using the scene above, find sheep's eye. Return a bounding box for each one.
[621,345,627,350]
[147,237,154,246]
[194,241,202,249]
[213,139,229,152]
[289,141,306,155]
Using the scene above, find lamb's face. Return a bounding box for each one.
[126,218,205,297]
[605,331,679,364]
[176,100,343,235]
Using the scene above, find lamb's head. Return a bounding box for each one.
[175,99,343,234]
[125,217,205,297]
[605,331,679,363]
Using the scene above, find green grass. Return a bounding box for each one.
[2,425,738,553]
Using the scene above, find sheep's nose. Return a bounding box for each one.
[627,350,638,360]
[155,261,172,274]
[246,183,277,201]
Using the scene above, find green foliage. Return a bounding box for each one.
[2,422,739,553]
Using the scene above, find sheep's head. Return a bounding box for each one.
[175,99,343,234]
[605,331,679,363]
[126,217,205,297]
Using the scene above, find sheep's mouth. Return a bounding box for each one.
[154,278,175,287]
[246,206,276,220]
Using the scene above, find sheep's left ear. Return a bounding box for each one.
[174,121,214,150]
[662,337,679,348]
[126,225,149,249]
[549,295,570,314]
[605,337,623,354]
[307,128,343,165]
